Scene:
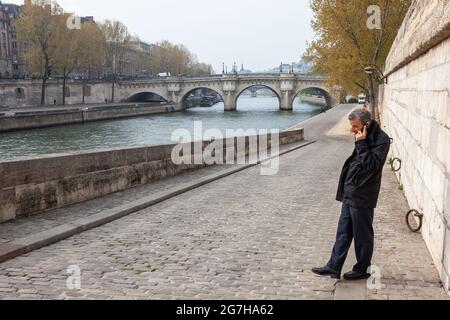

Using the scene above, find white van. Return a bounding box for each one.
[358,95,366,104]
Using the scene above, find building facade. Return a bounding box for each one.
[0,2,27,79]
[121,40,154,79]
[105,39,154,80]
[0,3,155,81]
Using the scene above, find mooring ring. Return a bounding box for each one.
[406,209,424,233]
[391,158,402,172]
[389,137,394,145]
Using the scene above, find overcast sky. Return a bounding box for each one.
[8,0,316,72]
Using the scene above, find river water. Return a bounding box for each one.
[0,96,326,159]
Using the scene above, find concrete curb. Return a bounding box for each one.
[0,140,316,264]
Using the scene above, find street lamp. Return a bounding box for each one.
[364,64,387,84]
[364,64,387,122]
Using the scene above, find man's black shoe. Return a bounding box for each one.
[312,266,341,279]
[343,270,371,281]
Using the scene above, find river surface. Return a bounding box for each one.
[0,96,326,159]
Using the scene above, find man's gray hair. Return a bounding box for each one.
[348,108,372,124]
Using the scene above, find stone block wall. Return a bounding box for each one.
[379,0,450,293]
[0,81,113,107]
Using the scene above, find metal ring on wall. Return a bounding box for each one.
[391,157,402,172]
[391,158,402,172]
[406,209,424,233]
[389,137,394,145]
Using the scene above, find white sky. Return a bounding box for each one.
[7,0,316,72]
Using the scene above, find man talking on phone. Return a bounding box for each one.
[312,108,391,280]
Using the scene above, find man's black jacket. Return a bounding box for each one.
[336,120,391,209]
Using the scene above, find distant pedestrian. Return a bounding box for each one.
[313,108,391,280]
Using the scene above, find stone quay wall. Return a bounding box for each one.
[0,81,114,107]
[378,0,450,293]
[0,128,304,224]
[0,103,180,133]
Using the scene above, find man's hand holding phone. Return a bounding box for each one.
[355,124,368,142]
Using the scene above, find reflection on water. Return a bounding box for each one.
[0,97,326,159]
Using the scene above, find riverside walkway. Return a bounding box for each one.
[0,104,448,300]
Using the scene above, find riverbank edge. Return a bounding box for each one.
[0,102,181,133]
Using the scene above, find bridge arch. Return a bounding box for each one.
[179,86,225,110]
[125,91,169,103]
[15,87,26,99]
[292,86,334,109]
[235,84,281,110]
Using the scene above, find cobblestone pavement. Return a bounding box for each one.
[0,104,448,300]
[369,169,448,300]
[0,165,229,244]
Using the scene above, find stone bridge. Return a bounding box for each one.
[118,73,336,111]
[0,73,337,110]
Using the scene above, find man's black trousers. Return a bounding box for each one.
[326,203,374,274]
